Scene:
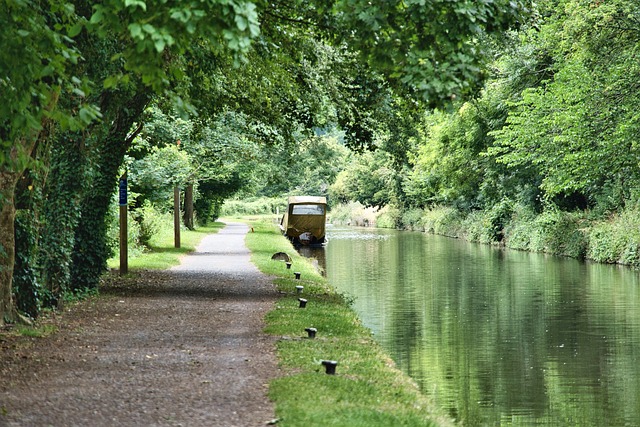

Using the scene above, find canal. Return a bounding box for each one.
[312,226,640,426]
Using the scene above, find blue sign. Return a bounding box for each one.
[119,178,127,206]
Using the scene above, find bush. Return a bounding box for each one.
[421,206,464,237]
[221,197,286,216]
[486,199,514,242]
[529,210,587,258]
[587,207,640,266]
[587,222,624,263]
[132,201,164,248]
[107,201,144,258]
[376,205,401,228]
[13,210,41,318]
[460,200,515,245]
[461,210,488,243]
[400,208,424,231]
[329,202,378,226]
[503,204,537,251]
[327,202,354,225]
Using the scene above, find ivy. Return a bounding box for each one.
[13,210,41,318]
[39,132,86,308]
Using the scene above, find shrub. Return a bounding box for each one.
[13,210,41,318]
[400,208,424,231]
[376,205,401,228]
[132,201,164,248]
[107,201,144,258]
[587,207,640,266]
[421,206,464,237]
[461,210,488,243]
[530,210,587,258]
[587,222,624,263]
[329,202,378,227]
[486,199,514,242]
[503,204,537,251]
[221,197,286,216]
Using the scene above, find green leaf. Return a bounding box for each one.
[154,38,166,53]
[103,75,121,89]
[124,0,147,11]
[89,8,103,24]
[142,24,155,34]
[68,22,83,37]
[235,15,248,31]
[129,23,142,39]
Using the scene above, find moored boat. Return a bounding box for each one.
[280,196,327,246]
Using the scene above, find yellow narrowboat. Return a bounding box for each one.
[280,196,327,246]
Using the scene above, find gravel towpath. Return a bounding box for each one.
[0,222,280,426]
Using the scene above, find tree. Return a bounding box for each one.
[2,0,531,324]
[330,150,398,208]
[490,0,640,209]
[1,0,260,321]
[1,0,90,323]
[260,0,532,104]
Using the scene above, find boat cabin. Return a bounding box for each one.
[280,196,327,246]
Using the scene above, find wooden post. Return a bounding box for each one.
[119,173,128,275]
[174,185,181,248]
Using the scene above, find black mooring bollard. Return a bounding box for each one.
[321,360,338,375]
[296,285,304,294]
[294,271,301,280]
[286,261,292,269]
[298,298,307,308]
[305,327,317,338]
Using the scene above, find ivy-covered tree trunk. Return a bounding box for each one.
[183,183,195,230]
[0,134,46,325]
[13,209,41,318]
[39,132,87,307]
[70,90,151,291]
[0,171,19,324]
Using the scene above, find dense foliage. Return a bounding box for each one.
[333,0,640,265]
[1,0,527,322]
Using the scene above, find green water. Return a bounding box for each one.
[322,226,640,426]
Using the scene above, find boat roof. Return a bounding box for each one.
[287,196,327,205]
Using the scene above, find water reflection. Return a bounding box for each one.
[297,245,327,276]
[324,226,640,427]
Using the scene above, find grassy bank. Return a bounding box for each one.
[332,201,640,268]
[107,222,225,270]
[245,220,453,427]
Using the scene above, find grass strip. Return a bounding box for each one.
[245,219,454,427]
[107,222,224,270]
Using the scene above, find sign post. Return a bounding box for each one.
[119,173,128,275]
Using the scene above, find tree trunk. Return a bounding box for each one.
[174,186,181,248]
[0,171,18,325]
[39,132,86,307]
[70,90,151,290]
[183,183,194,230]
[0,90,58,324]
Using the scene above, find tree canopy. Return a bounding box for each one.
[1,0,530,323]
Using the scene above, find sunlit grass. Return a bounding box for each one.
[107,222,224,270]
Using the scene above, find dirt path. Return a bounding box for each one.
[0,222,280,426]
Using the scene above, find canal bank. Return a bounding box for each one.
[330,201,640,268]
[245,219,455,427]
